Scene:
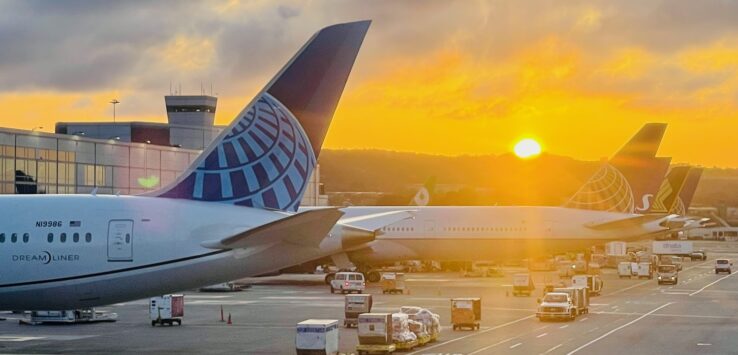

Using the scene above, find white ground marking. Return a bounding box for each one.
[589,303,609,306]
[406,315,534,355]
[690,271,736,296]
[466,336,517,355]
[566,302,673,355]
[0,336,45,342]
[544,344,563,354]
[697,343,712,346]
[509,342,523,349]
[559,325,569,329]
[537,333,548,338]
[185,295,232,299]
[578,317,589,322]
[535,325,549,331]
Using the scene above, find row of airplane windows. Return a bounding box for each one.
[0,232,92,243]
[381,226,529,232]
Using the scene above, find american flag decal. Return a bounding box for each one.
[70,221,81,227]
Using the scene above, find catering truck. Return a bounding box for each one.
[652,241,693,257]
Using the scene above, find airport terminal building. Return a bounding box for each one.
[0,95,327,205]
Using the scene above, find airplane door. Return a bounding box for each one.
[424,220,435,233]
[108,220,134,262]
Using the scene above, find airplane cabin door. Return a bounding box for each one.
[108,220,134,262]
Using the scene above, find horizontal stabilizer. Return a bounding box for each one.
[585,214,669,230]
[202,208,343,250]
[339,210,416,232]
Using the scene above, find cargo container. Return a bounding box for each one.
[357,313,395,354]
[296,319,339,355]
[344,294,373,328]
[451,298,481,330]
[380,273,406,294]
[605,241,627,256]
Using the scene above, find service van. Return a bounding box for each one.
[330,272,366,294]
[715,259,733,274]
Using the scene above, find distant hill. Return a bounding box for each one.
[318,149,738,207]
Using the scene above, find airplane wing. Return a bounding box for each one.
[339,210,416,232]
[201,208,344,250]
[585,214,670,230]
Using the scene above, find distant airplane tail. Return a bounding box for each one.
[564,123,669,213]
[648,165,691,214]
[671,167,703,215]
[150,21,371,212]
[409,176,436,206]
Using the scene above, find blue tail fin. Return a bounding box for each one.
[152,20,371,211]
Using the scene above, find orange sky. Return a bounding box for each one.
[1,1,738,167]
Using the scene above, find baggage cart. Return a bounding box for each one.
[150,294,183,326]
[345,294,372,328]
[356,344,397,355]
[512,273,534,296]
[395,339,418,350]
[296,319,339,355]
[380,273,406,294]
[451,298,481,330]
[358,313,394,354]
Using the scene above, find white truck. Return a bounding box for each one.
[536,292,577,321]
[653,241,693,257]
[150,294,184,326]
[618,262,633,278]
[296,319,339,355]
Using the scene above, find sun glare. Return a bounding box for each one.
[514,138,542,159]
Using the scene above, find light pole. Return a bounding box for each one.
[110,99,120,122]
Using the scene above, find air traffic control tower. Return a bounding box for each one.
[165,95,220,150]
[56,94,223,150]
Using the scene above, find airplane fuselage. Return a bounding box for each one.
[329,206,667,264]
[0,195,339,310]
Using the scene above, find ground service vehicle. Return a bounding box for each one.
[20,309,117,325]
[150,295,183,326]
[618,262,633,278]
[357,313,395,354]
[571,275,603,296]
[464,261,503,277]
[653,241,693,257]
[553,287,589,315]
[199,282,240,292]
[512,273,535,296]
[451,298,481,330]
[715,259,733,274]
[635,262,653,279]
[296,319,339,355]
[345,294,373,328]
[380,273,406,294]
[690,250,707,261]
[536,293,577,321]
[661,255,684,271]
[331,272,366,294]
[657,265,678,285]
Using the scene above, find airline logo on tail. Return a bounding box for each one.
[152,20,371,212]
[410,176,436,206]
[649,166,691,214]
[564,123,669,213]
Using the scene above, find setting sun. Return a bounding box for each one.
[514,138,542,159]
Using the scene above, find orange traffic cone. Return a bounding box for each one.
[220,305,225,322]
[227,313,232,325]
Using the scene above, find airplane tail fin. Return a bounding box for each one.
[150,21,371,212]
[564,123,668,213]
[672,167,703,214]
[648,165,691,214]
[409,176,437,206]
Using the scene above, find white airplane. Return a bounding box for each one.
[301,124,691,280]
[0,20,381,310]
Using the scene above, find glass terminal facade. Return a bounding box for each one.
[0,129,326,205]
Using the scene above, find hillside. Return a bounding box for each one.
[318,149,738,207]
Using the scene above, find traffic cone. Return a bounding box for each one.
[227,313,232,325]
[220,305,225,322]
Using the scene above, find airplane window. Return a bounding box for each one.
[71,233,77,243]
[22,233,29,243]
[0,233,4,243]
[85,233,92,243]
[11,233,17,243]
[47,233,53,243]
[60,233,67,243]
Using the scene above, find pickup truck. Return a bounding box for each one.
[536,292,577,321]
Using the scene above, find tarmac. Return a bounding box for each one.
[1,241,737,354]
